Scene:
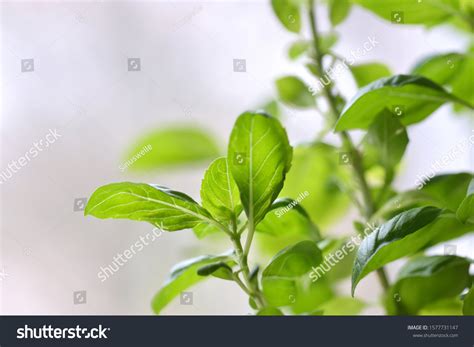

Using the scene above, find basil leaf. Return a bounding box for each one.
[352,206,441,295]
[200,157,242,224]
[276,76,315,108]
[463,286,474,315]
[329,0,351,26]
[85,182,217,231]
[288,40,311,60]
[387,256,471,315]
[123,127,219,171]
[335,75,472,131]
[197,262,234,281]
[262,241,322,307]
[151,253,233,314]
[271,0,301,33]
[319,297,366,315]
[353,0,462,26]
[457,179,474,223]
[350,62,392,88]
[362,110,409,171]
[412,52,474,111]
[228,112,292,226]
[256,307,284,316]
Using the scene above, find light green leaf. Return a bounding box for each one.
[256,307,284,316]
[151,253,233,314]
[329,0,352,26]
[350,63,392,88]
[335,75,472,131]
[411,52,474,111]
[256,198,321,239]
[271,0,301,33]
[353,0,463,26]
[261,100,281,119]
[276,76,315,108]
[85,182,218,232]
[352,206,441,295]
[318,32,339,55]
[319,297,366,315]
[288,40,311,60]
[122,127,220,171]
[463,286,474,315]
[457,179,474,223]
[386,256,471,315]
[419,298,463,316]
[262,241,323,307]
[280,143,351,227]
[228,112,293,226]
[362,110,409,171]
[200,157,242,224]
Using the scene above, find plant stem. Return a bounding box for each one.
[308,0,388,289]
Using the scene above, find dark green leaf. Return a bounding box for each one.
[271,0,301,33]
[151,253,233,314]
[228,112,293,226]
[276,76,315,108]
[201,157,242,224]
[386,256,471,315]
[335,75,472,131]
[122,127,219,171]
[85,183,218,231]
[350,63,392,88]
[197,261,234,280]
[329,0,352,26]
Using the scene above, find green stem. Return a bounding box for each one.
[308,0,388,288]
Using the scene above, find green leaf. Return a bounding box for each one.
[151,253,233,314]
[200,157,242,224]
[197,261,234,281]
[411,52,474,111]
[318,32,339,54]
[85,182,217,231]
[256,307,284,316]
[256,198,321,239]
[329,0,352,26]
[457,179,474,223]
[122,127,220,171]
[228,112,293,226]
[276,76,315,108]
[386,256,471,315]
[335,75,472,131]
[353,207,474,295]
[271,0,301,33]
[288,40,311,60]
[419,298,463,315]
[280,143,351,227]
[353,0,464,26]
[352,206,441,295]
[350,63,392,88]
[463,286,474,315]
[262,241,323,307]
[261,100,281,119]
[319,297,366,315]
[362,110,409,171]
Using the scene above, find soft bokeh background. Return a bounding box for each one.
[1,0,472,315]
